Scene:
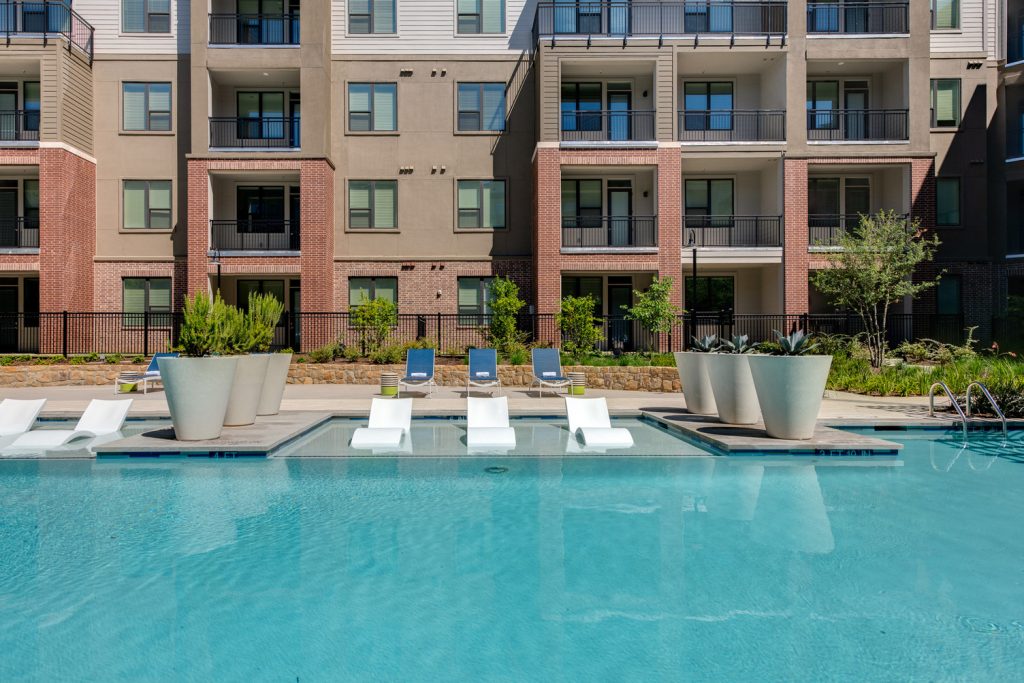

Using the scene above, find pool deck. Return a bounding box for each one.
[0,383,996,458]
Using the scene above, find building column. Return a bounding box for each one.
[299,159,335,351]
[656,148,683,350]
[186,158,211,298]
[783,158,809,315]
[910,157,936,231]
[534,147,562,343]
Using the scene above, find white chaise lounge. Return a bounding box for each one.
[466,396,516,449]
[564,397,634,448]
[350,398,413,449]
[0,398,47,443]
[11,399,132,449]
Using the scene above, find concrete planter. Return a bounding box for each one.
[257,353,292,416]
[159,356,238,441]
[674,351,716,415]
[705,353,760,425]
[224,354,270,427]
[747,355,833,440]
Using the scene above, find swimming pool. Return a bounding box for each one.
[1,429,1021,680]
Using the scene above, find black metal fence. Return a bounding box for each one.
[561,216,658,248]
[0,110,39,141]
[684,216,783,247]
[210,219,299,251]
[809,213,910,246]
[560,109,656,142]
[0,1,94,62]
[806,2,909,34]
[678,110,785,142]
[208,13,299,45]
[807,109,909,142]
[534,1,787,39]
[209,117,300,149]
[0,216,38,248]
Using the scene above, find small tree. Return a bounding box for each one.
[178,292,217,357]
[246,292,285,353]
[351,296,398,356]
[811,210,940,368]
[623,276,681,349]
[486,276,527,354]
[557,295,604,360]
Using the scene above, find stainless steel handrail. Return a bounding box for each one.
[929,381,967,440]
[965,381,1008,440]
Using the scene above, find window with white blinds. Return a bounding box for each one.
[349,0,396,34]
[349,277,397,307]
[931,0,959,30]
[348,83,397,132]
[457,180,506,230]
[123,83,171,131]
[123,180,171,229]
[349,180,397,229]
[930,79,960,128]
[122,0,171,33]
[457,83,506,132]
[458,277,493,323]
[123,278,171,326]
[457,0,505,34]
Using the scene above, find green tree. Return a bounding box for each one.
[486,276,527,354]
[351,296,398,356]
[623,276,681,347]
[811,210,940,368]
[557,295,604,360]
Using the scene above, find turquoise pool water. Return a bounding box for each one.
[1,430,1022,681]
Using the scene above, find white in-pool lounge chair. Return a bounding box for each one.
[350,398,413,449]
[466,396,516,448]
[0,399,47,442]
[11,399,132,449]
[564,397,634,448]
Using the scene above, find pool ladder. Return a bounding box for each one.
[928,381,1007,440]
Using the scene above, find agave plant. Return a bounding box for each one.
[689,335,719,352]
[718,334,755,354]
[773,329,820,356]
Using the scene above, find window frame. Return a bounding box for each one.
[347,179,398,230]
[930,0,960,30]
[122,179,172,231]
[930,78,961,128]
[122,0,171,34]
[348,0,397,35]
[347,82,398,133]
[684,275,736,313]
[348,276,398,308]
[122,277,172,327]
[457,276,494,326]
[456,0,505,35]
[682,81,735,131]
[456,82,506,133]
[936,177,961,227]
[456,179,507,231]
[122,82,172,132]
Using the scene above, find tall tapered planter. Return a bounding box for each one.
[224,354,270,427]
[257,353,292,416]
[705,353,760,425]
[159,356,239,441]
[747,355,833,439]
[674,351,716,415]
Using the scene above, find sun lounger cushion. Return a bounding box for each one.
[350,427,405,448]
[467,427,517,448]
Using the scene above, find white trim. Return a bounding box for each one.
[559,141,658,149]
[38,142,97,164]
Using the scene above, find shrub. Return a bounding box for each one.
[0,356,12,366]
[307,341,341,364]
[557,295,603,361]
[213,300,249,355]
[105,353,124,364]
[246,292,285,353]
[403,338,436,351]
[368,344,403,365]
[342,344,362,361]
[84,353,101,363]
[503,342,530,366]
[177,292,218,357]
[351,296,397,355]
[129,355,145,364]
[486,277,527,354]
[33,356,60,365]
[68,356,86,365]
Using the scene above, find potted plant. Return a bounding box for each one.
[673,335,718,415]
[705,334,761,425]
[218,296,271,427]
[159,292,239,441]
[245,292,289,416]
[747,330,832,440]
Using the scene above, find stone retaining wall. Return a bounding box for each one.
[0,362,681,393]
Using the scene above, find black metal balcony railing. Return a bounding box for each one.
[0,216,39,248]
[806,2,909,34]
[808,213,909,246]
[209,13,299,45]
[562,216,658,248]
[0,2,94,63]
[560,110,656,142]
[806,109,908,142]
[684,216,783,247]
[211,219,299,251]
[678,110,785,142]
[0,110,39,141]
[209,117,300,149]
[534,1,787,40]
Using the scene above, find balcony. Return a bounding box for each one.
[560,109,655,143]
[209,117,300,150]
[808,213,908,246]
[0,217,38,249]
[534,1,787,40]
[0,2,94,63]
[562,216,658,249]
[209,13,299,45]
[0,111,39,142]
[678,110,785,142]
[806,109,908,142]
[684,216,782,247]
[806,2,909,35]
[211,219,299,252]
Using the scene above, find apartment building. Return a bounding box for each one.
[0,0,1013,353]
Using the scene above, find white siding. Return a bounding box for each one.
[930,0,993,57]
[332,0,535,54]
[76,0,190,55]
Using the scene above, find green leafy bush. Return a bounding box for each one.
[486,277,528,354]
[84,353,101,363]
[130,355,145,364]
[503,342,530,366]
[351,296,398,355]
[368,344,403,365]
[307,341,341,363]
[557,295,604,361]
[246,292,285,353]
[105,353,124,364]
[342,344,362,361]
[68,356,86,365]
[177,292,218,357]
[0,356,13,366]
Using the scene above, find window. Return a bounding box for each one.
[457,83,505,132]
[807,81,839,130]
[122,0,170,33]
[349,277,397,307]
[237,91,286,139]
[23,82,39,132]
[561,276,603,311]
[560,82,601,132]
[684,179,733,227]
[936,178,960,226]
[458,277,493,324]
[23,179,38,231]
[457,0,504,34]
[931,0,959,30]
[561,179,602,227]
[685,276,735,313]
[237,186,285,230]
[936,275,962,316]
[457,180,506,230]
[123,180,171,229]
[349,0,395,34]
[683,82,733,131]
[348,83,397,132]
[123,277,171,326]
[237,280,285,311]
[349,180,397,229]
[123,83,171,131]
[931,79,961,127]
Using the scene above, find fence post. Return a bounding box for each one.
[436,311,442,351]
[61,310,68,357]
[284,311,292,351]
[143,311,150,356]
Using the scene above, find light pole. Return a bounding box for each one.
[210,249,222,297]
[687,229,697,346]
